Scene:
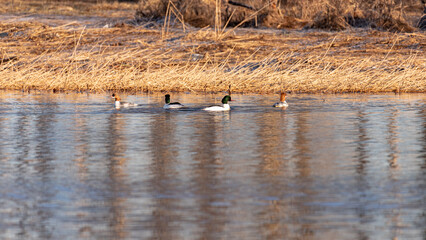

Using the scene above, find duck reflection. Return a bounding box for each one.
[15,111,31,164]
[72,113,89,180]
[190,113,229,239]
[292,111,315,239]
[103,112,129,239]
[148,112,181,240]
[70,110,93,238]
[294,112,312,178]
[0,115,3,158]
[418,106,426,240]
[353,107,372,239]
[13,107,33,238]
[32,96,58,239]
[256,111,288,176]
[355,109,369,175]
[386,108,399,169]
[255,110,289,239]
[419,104,426,167]
[385,107,402,240]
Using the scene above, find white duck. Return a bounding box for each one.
[203,95,231,111]
[273,92,288,108]
[112,93,137,109]
[163,94,184,109]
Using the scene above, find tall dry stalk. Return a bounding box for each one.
[214,0,221,39]
[213,2,272,41]
[161,0,186,40]
[161,0,170,39]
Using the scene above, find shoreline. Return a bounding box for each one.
[1,89,426,98]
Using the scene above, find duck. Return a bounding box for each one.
[273,92,288,108]
[111,93,137,108]
[203,95,231,111]
[163,94,184,109]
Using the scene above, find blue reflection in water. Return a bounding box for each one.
[0,91,425,239]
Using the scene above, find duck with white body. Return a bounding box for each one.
[203,95,232,111]
[163,94,184,109]
[112,93,138,109]
[273,92,288,108]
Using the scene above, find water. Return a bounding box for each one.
[0,91,425,239]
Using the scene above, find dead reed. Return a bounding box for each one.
[0,19,425,93]
[136,0,425,31]
[0,0,136,17]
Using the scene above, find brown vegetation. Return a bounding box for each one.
[0,0,136,18]
[136,0,425,32]
[0,0,425,94]
[1,19,425,93]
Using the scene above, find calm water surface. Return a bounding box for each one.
[0,91,425,239]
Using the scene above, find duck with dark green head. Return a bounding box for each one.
[163,94,184,109]
[203,95,231,111]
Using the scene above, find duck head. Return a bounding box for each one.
[165,94,171,104]
[111,93,121,101]
[222,95,231,104]
[280,92,286,102]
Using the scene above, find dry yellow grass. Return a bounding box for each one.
[0,0,425,93]
[0,0,136,18]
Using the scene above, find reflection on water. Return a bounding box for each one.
[0,91,425,239]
